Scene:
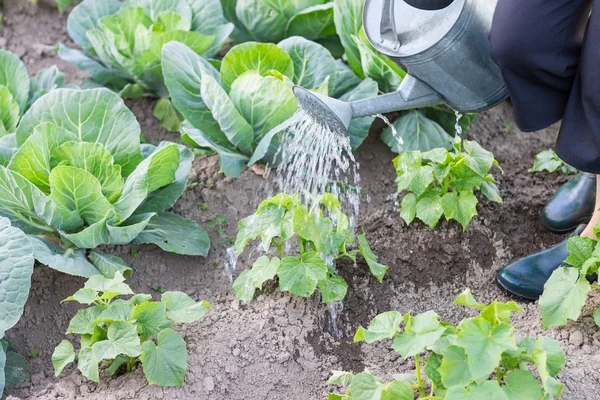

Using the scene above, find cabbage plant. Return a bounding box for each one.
[56,0,233,130]
[220,0,342,55]
[0,88,209,281]
[162,38,378,177]
[0,49,68,139]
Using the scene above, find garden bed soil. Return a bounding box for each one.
[2,1,600,399]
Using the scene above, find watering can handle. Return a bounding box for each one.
[380,0,399,45]
[404,0,454,11]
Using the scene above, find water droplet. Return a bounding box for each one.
[377,113,403,153]
[225,247,237,283]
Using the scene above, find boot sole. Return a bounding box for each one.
[495,277,539,301]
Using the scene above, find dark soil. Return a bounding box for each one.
[2,1,599,399]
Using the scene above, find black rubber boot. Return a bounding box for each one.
[496,226,583,300]
[542,172,596,233]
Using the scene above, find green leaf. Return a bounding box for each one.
[113,144,180,221]
[48,165,114,226]
[77,347,100,383]
[278,36,336,90]
[105,355,129,377]
[534,336,565,377]
[199,64,254,154]
[67,306,104,335]
[438,345,471,388]
[220,42,294,88]
[188,0,228,33]
[333,0,364,77]
[424,352,443,392]
[234,0,288,42]
[354,36,402,93]
[441,191,478,230]
[416,191,444,229]
[228,71,297,141]
[162,42,225,142]
[52,340,75,376]
[455,318,517,383]
[140,328,187,386]
[392,311,445,358]
[181,121,249,177]
[84,272,133,295]
[94,301,134,322]
[63,288,98,305]
[3,347,30,388]
[92,321,142,360]
[540,267,590,328]
[131,211,210,256]
[564,236,596,268]
[153,98,182,132]
[56,44,132,89]
[454,288,486,310]
[480,180,503,204]
[328,370,354,386]
[53,141,124,203]
[529,150,576,175]
[331,60,361,98]
[67,0,121,52]
[277,252,328,297]
[400,193,417,225]
[502,370,544,400]
[446,381,509,400]
[480,301,523,326]
[0,86,20,134]
[357,233,388,282]
[395,157,434,196]
[124,0,193,22]
[354,311,402,343]
[235,202,292,253]
[89,252,132,278]
[162,291,211,323]
[233,256,280,303]
[135,143,194,215]
[382,110,452,153]
[16,88,143,176]
[132,302,166,338]
[318,276,348,303]
[463,140,497,178]
[0,217,34,337]
[0,49,30,113]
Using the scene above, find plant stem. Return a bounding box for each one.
[272,238,284,258]
[127,357,135,373]
[415,354,426,398]
[591,285,600,291]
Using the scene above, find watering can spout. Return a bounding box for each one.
[293,75,443,136]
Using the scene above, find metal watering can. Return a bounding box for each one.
[293,0,508,135]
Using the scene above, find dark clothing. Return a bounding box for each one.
[489,0,600,173]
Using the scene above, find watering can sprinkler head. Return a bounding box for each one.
[293,0,508,136]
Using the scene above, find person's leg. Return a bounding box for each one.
[492,0,594,299]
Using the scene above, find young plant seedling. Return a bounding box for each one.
[52,272,211,386]
[530,150,577,175]
[208,214,229,236]
[395,137,502,230]
[329,289,566,399]
[540,222,600,328]
[232,193,388,304]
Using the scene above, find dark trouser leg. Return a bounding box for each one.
[556,3,600,173]
[489,0,592,133]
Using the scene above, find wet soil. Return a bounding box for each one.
[2,1,600,399]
